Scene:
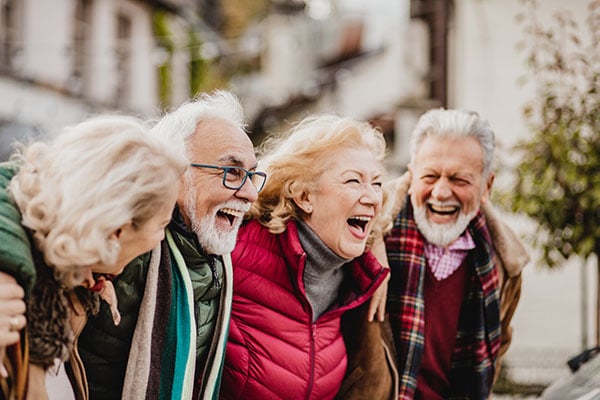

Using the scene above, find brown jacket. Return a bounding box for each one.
[26,291,90,400]
[484,200,529,377]
[336,303,399,400]
[1,333,28,400]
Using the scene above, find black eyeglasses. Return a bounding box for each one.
[190,163,267,192]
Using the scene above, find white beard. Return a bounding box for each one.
[183,180,248,255]
[192,211,240,255]
[412,201,477,247]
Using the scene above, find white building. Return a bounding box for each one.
[228,0,431,169]
[0,0,194,159]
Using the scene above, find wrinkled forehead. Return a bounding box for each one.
[191,119,257,167]
[413,135,485,175]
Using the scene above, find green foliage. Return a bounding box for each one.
[220,0,269,39]
[185,31,235,96]
[492,360,546,395]
[153,11,174,108]
[511,0,600,267]
[188,29,207,96]
[184,0,270,95]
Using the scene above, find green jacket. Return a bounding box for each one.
[78,210,227,399]
[0,162,35,294]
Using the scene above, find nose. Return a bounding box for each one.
[431,179,452,200]
[234,177,259,203]
[360,184,382,207]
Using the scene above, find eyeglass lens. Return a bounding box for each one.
[224,168,265,191]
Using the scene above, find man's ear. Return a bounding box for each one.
[293,191,313,214]
[480,172,495,205]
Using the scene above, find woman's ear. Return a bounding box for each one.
[111,221,133,240]
[293,191,313,214]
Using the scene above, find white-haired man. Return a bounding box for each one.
[384,109,528,399]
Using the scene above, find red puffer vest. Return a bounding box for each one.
[220,219,388,400]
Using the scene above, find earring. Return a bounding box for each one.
[305,205,312,213]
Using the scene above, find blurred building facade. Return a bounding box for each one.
[0,0,435,170]
[0,0,196,159]
[226,0,433,176]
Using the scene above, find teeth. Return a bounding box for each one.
[347,216,372,233]
[220,208,244,218]
[349,216,372,222]
[429,204,458,213]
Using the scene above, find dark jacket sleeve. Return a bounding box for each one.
[0,162,36,294]
[336,302,398,400]
[77,253,150,399]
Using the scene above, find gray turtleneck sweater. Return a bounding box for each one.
[296,220,351,322]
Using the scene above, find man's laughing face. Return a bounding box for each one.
[179,118,259,255]
[409,135,493,247]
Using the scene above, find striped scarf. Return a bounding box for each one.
[385,198,501,400]
[122,229,233,400]
[122,231,196,400]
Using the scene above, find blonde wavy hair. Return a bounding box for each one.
[250,114,389,244]
[9,115,187,287]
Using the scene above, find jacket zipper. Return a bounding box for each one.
[305,324,317,400]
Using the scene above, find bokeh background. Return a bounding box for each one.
[1,0,599,397]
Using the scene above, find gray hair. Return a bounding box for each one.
[150,90,245,160]
[410,108,495,177]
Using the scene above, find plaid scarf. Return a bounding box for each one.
[386,198,501,400]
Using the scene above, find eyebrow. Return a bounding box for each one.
[217,155,258,170]
[450,173,475,180]
[342,169,383,179]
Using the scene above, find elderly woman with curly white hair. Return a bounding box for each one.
[0,115,187,400]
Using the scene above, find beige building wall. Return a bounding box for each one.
[0,0,185,137]
[449,0,595,385]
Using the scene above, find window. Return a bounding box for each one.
[71,0,92,94]
[0,0,21,70]
[114,13,132,107]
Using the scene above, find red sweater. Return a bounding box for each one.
[415,262,469,399]
[221,219,388,400]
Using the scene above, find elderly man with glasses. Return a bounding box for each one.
[0,90,266,400]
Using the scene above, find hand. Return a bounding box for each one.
[367,236,390,322]
[0,272,26,378]
[367,274,389,322]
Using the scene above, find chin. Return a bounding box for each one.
[414,206,475,247]
[342,246,366,260]
[200,229,238,255]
